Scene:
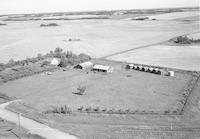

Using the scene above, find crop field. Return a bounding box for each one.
[0,11,199,68]
[146,11,200,20]
[187,32,200,39]
[108,44,200,71]
[0,65,192,112]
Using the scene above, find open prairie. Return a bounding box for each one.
[0,10,199,72]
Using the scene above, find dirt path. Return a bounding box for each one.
[103,31,200,59]
[0,101,78,139]
[101,41,160,59]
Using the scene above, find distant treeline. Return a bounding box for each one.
[40,23,58,27]
[0,23,6,26]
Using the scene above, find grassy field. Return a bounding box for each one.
[0,60,192,113]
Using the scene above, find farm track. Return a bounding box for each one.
[101,41,161,59]
[102,31,200,59]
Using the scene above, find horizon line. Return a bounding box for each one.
[0,6,199,16]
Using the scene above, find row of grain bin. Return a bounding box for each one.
[126,64,174,76]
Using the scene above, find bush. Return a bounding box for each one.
[73,85,86,95]
[78,106,84,111]
[85,106,92,112]
[41,61,50,67]
[59,58,68,67]
[93,107,100,112]
[174,36,191,44]
[45,105,72,114]
[40,23,58,27]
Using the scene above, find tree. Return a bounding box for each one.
[78,53,91,62]
[7,58,15,67]
[77,85,86,95]
[37,53,43,60]
[175,36,191,44]
[0,63,5,71]
[54,47,63,58]
[59,57,68,67]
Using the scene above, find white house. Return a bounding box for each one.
[50,58,60,66]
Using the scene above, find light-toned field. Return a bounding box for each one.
[187,32,200,39]
[147,11,200,20]
[0,66,192,112]
[108,44,200,71]
[0,11,199,65]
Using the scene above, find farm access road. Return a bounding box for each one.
[0,100,78,139]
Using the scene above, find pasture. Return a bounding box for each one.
[0,64,192,112]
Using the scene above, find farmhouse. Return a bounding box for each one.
[92,64,113,73]
[74,61,93,70]
[50,58,60,66]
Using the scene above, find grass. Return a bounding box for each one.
[0,60,192,113]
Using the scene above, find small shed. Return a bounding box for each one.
[144,67,149,72]
[74,61,93,70]
[168,71,175,77]
[133,65,137,69]
[148,67,154,72]
[50,58,60,66]
[92,64,113,73]
[126,64,134,69]
[160,69,169,76]
[138,65,143,71]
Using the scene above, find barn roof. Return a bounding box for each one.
[93,64,110,71]
[79,61,93,68]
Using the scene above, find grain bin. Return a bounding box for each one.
[168,71,174,77]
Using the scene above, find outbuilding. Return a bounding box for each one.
[74,61,93,70]
[168,71,175,77]
[92,64,113,73]
[126,64,134,69]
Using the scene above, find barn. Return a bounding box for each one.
[92,64,113,73]
[74,61,93,70]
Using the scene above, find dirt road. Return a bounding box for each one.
[0,101,78,139]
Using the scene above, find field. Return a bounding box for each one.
[1,8,200,139]
[1,61,200,139]
[0,60,192,112]
[187,32,200,39]
[108,44,200,71]
[146,11,200,20]
[0,10,199,72]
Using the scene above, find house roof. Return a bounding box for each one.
[93,64,110,71]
